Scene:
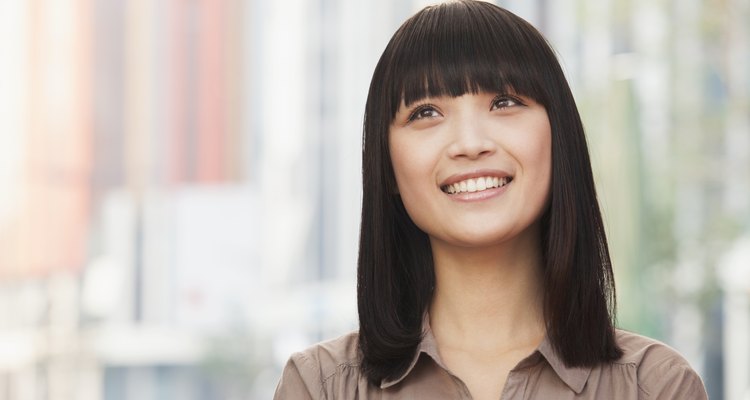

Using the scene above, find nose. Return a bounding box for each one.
[446,117,496,160]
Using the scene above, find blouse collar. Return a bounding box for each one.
[380,314,592,394]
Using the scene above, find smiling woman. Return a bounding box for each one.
[274,1,708,399]
[389,92,551,248]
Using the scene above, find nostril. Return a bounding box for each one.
[450,149,491,160]
[447,138,496,160]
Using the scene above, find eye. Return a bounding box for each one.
[407,104,441,122]
[490,94,525,111]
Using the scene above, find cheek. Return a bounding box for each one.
[390,136,434,192]
[532,127,553,201]
[389,141,410,192]
[389,136,439,225]
[391,161,424,213]
[534,135,552,178]
[510,119,552,197]
[524,116,552,167]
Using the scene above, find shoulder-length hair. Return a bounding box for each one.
[358,0,622,385]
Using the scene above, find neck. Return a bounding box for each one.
[428,225,546,352]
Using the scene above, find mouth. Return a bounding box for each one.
[441,176,513,195]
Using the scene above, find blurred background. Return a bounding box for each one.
[0,0,747,398]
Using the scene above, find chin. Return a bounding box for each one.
[436,222,541,250]
[442,230,520,248]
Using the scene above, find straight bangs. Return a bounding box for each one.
[384,1,554,120]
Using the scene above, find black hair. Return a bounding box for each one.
[357,0,622,385]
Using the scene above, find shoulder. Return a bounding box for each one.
[295,330,362,376]
[613,329,707,399]
[614,329,695,372]
[274,331,365,400]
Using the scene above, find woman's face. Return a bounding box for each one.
[389,91,551,249]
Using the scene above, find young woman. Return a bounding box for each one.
[274,1,708,399]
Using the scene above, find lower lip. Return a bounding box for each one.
[446,181,511,202]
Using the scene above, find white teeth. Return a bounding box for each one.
[476,177,486,191]
[443,176,511,194]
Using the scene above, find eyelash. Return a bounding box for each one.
[407,103,440,122]
[491,94,526,110]
[406,94,526,123]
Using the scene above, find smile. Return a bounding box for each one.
[441,176,513,194]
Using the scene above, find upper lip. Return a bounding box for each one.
[439,169,514,187]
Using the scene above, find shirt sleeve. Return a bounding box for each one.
[273,353,323,400]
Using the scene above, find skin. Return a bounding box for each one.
[389,91,552,400]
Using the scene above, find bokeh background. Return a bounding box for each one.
[0,0,748,398]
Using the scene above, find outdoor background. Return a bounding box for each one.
[0,0,748,399]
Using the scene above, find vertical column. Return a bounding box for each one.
[124,0,156,323]
[223,0,244,182]
[166,0,188,184]
[723,0,750,217]
[124,0,155,194]
[669,0,708,376]
[259,0,314,287]
[196,2,226,183]
[0,0,29,277]
[22,0,93,277]
[719,236,750,400]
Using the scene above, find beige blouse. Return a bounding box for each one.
[274,320,708,399]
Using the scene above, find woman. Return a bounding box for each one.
[275,1,708,399]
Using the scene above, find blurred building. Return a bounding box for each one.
[0,0,747,399]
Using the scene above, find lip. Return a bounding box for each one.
[439,169,514,202]
[449,183,510,202]
[439,169,513,187]
[440,169,513,202]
